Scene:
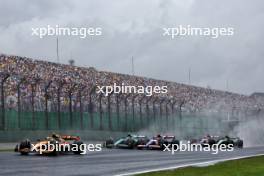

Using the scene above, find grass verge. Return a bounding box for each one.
[0,148,13,152]
[137,155,264,176]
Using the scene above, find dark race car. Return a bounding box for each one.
[199,135,218,148]
[14,133,84,155]
[137,135,180,150]
[105,134,149,149]
[216,136,243,148]
[192,135,243,149]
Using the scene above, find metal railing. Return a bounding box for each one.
[0,72,262,133]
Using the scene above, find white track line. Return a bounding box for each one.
[116,153,264,176]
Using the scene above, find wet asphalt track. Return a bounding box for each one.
[0,146,264,176]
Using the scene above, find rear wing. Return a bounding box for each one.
[61,135,80,141]
[163,135,175,139]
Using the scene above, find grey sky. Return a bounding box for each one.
[0,0,263,95]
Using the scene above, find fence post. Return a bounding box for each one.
[124,94,130,131]
[171,99,176,130]
[157,98,165,131]
[69,87,72,129]
[116,94,120,130]
[68,83,77,129]
[78,85,86,130]
[146,99,149,125]
[31,83,35,130]
[0,73,10,130]
[159,99,165,119]
[89,86,96,129]
[107,92,114,131]
[79,89,83,130]
[146,96,152,125]
[17,77,26,129]
[44,81,52,130]
[179,100,185,137]
[165,100,170,130]
[99,93,103,130]
[131,94,138,131]
[57,80,65,130]
[139,96,144,128]
[31,78,40,130]
[152,98,158,123]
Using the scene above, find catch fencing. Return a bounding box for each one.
[0,72,261,137]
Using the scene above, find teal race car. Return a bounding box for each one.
[105,134,149,149]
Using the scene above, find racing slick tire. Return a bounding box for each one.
[72,140,84,154]
[159,141,165,150]
[218,140,234,148]
[127,139,135,149]
[208,139,216,148]
[19,139,31,155]
[105,138,114,148]
[236,140,244,149]
[171,140,180,150]
[14,144,19,152]
[49,140,59,156]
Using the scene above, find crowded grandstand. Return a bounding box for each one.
[0,53,262,114]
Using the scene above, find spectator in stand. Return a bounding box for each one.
[0,53,262,113]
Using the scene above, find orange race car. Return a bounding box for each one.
[14,133,84,155]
